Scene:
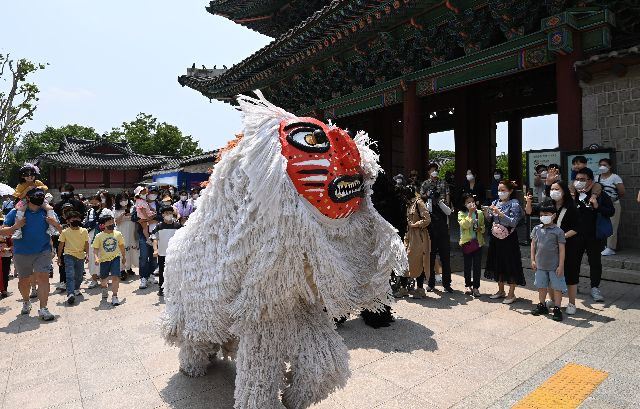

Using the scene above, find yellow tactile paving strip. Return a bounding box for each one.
[513,363,609,409]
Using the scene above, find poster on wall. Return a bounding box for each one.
[525,149,562,192]
[562,148,614,182]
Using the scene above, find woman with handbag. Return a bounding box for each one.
[458,193,485,297]
[394,189,431,299]
[484,180,525,304]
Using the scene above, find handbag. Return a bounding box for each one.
[461,238,480,255]
[595,213,613,239]
[491,223,512,240]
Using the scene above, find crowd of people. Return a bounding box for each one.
[0,163,199,319]
[376,155,627,322]
[0,155,633,324]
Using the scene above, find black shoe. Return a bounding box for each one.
[443,286,454,293]
[157,289,164,297]
[531,303,549,316]
[127,269,135,276]
[120,270,127,280]
[426,286,435,292]
[552,306,563,321]
[67,294,75,305]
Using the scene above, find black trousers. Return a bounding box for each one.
[1,256,10,291]
[575,235,605,288]
[158,256,165,288]
[400,272,425,289]
[428,224,451,288]
[463,248,482,289]
[52,235,66,282]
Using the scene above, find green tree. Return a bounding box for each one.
[109,113,203,157]
[0,54,47,182]
[495,152,527,183]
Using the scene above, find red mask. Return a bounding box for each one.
[279,117,364,219]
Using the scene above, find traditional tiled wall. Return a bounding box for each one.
[581,65,640,248]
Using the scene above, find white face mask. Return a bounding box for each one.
[540,215,554,225]
[180,195,187,201]
[466,174,474,181]
[498,191,509,200]
[101,198,107,204]
[599,166,609,173]
[574,180,586,190]
[493,174,501,180]
[119,200,128,207]
[430,171,438,178]
[139,194,147,200]
[147,194,157,201]
[540,171,548,179]
[163,215,174,223]
[549,190,562,201]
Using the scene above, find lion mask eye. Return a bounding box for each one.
[286,124,330,153]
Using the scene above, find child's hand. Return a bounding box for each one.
[94,258,100,265]
[153,250,158,257]
[556,266,564,277]
[46,216,58,225]
[13,217,26,229]
[531,260,537,270]
[57,257,62,266]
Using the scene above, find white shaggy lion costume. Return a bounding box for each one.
[160,91,408,409]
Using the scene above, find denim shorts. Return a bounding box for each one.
[99,257,121,279]
[534,269,568,294]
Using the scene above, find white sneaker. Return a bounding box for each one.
[139,277,148,289]
[47,226,58,236]
[566,303,577,315]
[87,280,98,289]
[545,299,555,309]
[38,307,55,321]
[152,268,159,277]
[151,276,158,284]
[601,248,616,256]
[56,282,66,290]
[591,287,604,302]
[111,296,120,306]
[11,228,22,240]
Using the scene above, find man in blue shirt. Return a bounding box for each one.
[1,189,62,320]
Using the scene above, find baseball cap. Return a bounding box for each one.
[134,186,146,196]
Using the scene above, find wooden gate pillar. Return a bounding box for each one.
[403,82,423,176]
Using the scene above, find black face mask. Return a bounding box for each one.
[104,224,115,231]
[92,205,100,210]
[69,220,82,227]
[29,197,45,206]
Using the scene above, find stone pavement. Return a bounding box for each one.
[1,267,639,409]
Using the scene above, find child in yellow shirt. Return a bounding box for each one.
[12,163,57,239]
[57,211,89,305]
[92,215,126,306]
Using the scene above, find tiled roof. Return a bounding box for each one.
[180,150,218,167]
[38,136,180,170]
[206,0,330,38]
[38,151,180,170]
[575,45,640,69]
[179,0,408,98]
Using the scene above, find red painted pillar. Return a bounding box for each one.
[556,38,584,151]
[403,82,423,175]
[454,91,470,185]
[508,113,523,187]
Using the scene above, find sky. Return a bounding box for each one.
[1,1,558,153]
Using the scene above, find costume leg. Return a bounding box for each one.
[234,327,286,409]
[178,341,220,377]
[282,305,350,409]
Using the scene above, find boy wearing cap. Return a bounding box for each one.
[92,215,126,306]
[1,188,62,320]
[57,211,89,305]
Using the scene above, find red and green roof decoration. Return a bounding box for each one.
[183,0,638,118]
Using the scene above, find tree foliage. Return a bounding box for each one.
[0,54,47,181]
[108,113,203,157]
